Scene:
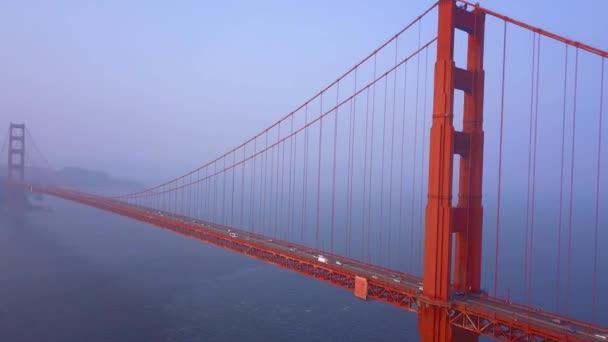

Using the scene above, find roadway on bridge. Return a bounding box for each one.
[132,202,606,341]
[30,186,607,341]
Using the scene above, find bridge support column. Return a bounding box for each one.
[5,123,26,211]
[8,123,25,184]
[453,0,485,297]
[419,306,452,342]
[419,0,484,341]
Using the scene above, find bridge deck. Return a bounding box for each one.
[33,186,608,342]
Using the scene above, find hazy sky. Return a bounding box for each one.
[1,0,606,184]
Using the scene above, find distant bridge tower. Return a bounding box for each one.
[420,0,485,341]
[8,123,26,184]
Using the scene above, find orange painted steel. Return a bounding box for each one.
[354,276,368,300]
[14,1,608,340]
[456,0,608,58]
[421,0,486,340]
[420,0,458,341]
[423,0,457,304]
[453,0,484,297]
[32,185,606,341]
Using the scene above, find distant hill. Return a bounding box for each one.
[0,166,144,194]
[53,167,144,192]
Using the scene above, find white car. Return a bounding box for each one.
[594,334,607,340]
[317,255,328,264]
[229,233,238,238]
[335,261,343,266]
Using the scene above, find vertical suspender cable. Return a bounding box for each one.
[524,32,537,304]
[409,21,422,273]
[566,48,579,316]
[316,95,324,249]
[387,38,399,267]
[556,45,569,313]
[346,83,353,256]
[223,155,227,224]
[302,104,309,242]
[367,54,378,262]
[251,138,257,232]
[272,129,277,235]
[240,145,246,228]
[592,58,604,322]
[362,86,371,260]
[528,34,541,302]
[331,82,340,253]
[288,115,295,240]
[232,151,236,226]
[347,71,357,257]
[494,20,507,298]
[379,65,389,265]
[418,46,430,272]
[398,61,408,272]
[261,131,269,233]
[275,124,281,237]
[279,121,286,239]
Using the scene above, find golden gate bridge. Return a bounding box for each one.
[2,0,607,340]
